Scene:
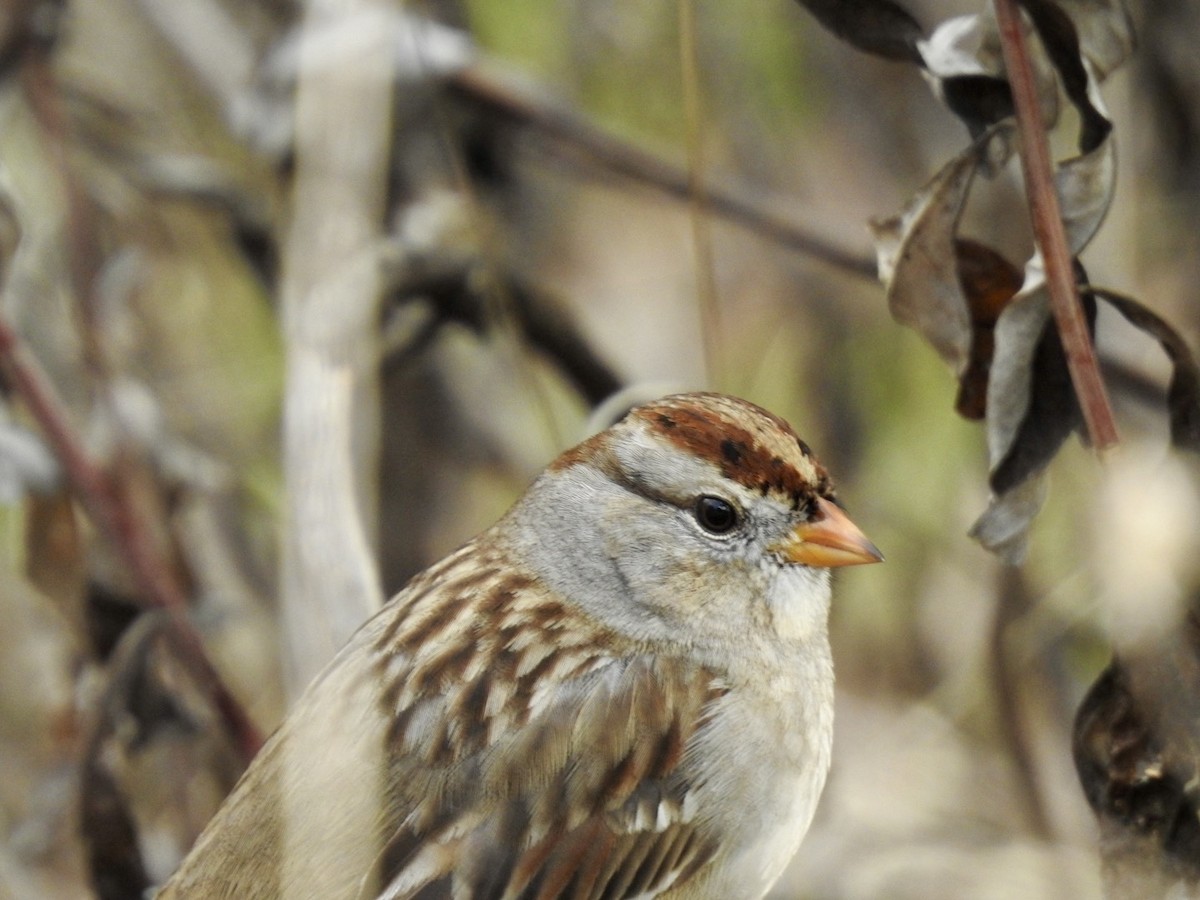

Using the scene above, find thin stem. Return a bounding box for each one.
[448,65,878,280]
[989,566,1052,839]
[678,0,721,387]
[993,0,1119,451]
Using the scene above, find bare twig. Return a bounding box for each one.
[993,0,1119,451]
[380,253,624,404]
[448,63,879,280]
[677,0,721,386]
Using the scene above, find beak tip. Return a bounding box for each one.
[782,497,884,568]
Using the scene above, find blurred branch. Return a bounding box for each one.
[278,0,395,693]
[380,251,624,406]
[1074,611,1200,895]
[0,317,262,762]
[989,566,1052,839]
[20,41,111,383]
[677,0,722,386]
[12,37,262,762]
[448,63,879,281]
[993,0,1119,451]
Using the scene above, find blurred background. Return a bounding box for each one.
[1,0,1198,897]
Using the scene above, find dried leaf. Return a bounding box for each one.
[794,0,925,64]
[991,290,1094,494]
[966,109,1114,558]
[876,117,1114,558]
[1053,0,1136,79]
[1097,290,1200,453]
[919,13,1059,135]
[968,475,1047,563]
[955,239,1025,420]
[917,0,1132,145]
[24,490,86,609]
[939,75,1014,139]
[918,15,999,77]
[1054,103,1117,251]
[965,284,1068,563]
[803,0,1130,565]
[980,290,1051,479]
[968,279,1094,561]
[870,126,1014,374]
[1020,0,1112,152]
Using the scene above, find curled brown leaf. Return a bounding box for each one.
[1093,289,1200,453]
[955,239,1025,420]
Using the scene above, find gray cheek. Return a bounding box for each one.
[600,499,700,623]
[606,509,778,647]
[507,467,774,648]
[506,472,690,642]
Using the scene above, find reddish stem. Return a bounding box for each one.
[0,321,262,761]
[993,0,1119,450]
[10,46,262,761]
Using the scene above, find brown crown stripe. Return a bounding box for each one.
[548,395,834,506]
[633,397,831,503]
[546,429,609,474]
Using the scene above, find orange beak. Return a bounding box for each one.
[773,497,883,568]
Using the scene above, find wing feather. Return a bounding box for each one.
[375,655,725,900]
[159,550,728,900]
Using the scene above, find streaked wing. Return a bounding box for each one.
[157,542,727,900]
[373,653,725,900]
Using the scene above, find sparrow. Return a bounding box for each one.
[158,391,881,899]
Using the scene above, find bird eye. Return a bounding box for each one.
[694,495,739,534]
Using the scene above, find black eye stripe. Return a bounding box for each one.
[694,495,739,534]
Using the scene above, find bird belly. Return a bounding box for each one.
[678,661,833,899]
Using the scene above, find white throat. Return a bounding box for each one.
[766,564,832,642]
